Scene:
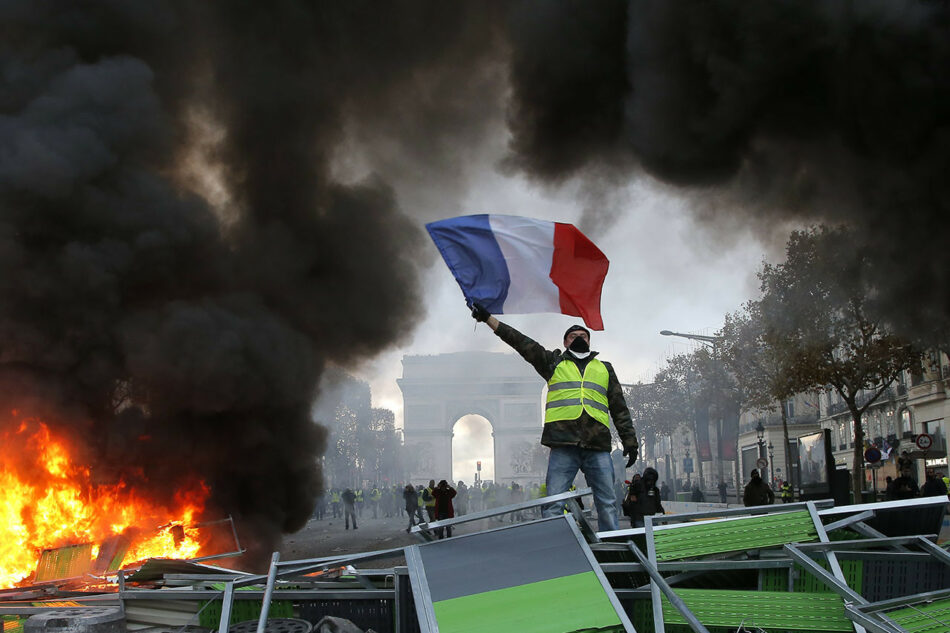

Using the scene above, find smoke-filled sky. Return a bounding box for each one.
[4,0,948,563]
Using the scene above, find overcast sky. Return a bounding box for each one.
[336,133,778,482]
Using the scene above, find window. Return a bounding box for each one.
[784,399,795,419]
[924,420,945,453]
[900,409,912,437]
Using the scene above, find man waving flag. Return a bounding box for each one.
[425,214,609,330]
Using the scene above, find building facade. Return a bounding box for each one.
[737,351,949,495]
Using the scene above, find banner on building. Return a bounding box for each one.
[720,401,740,460]
[694,407,712,461]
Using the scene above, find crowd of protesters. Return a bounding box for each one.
[312,457,949,538]
[312,479,558,539]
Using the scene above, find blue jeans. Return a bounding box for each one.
[543,446,619,532]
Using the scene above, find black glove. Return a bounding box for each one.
[623,444,638,469]
[471,302,490,323]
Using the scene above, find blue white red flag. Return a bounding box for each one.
[425,214,609,330]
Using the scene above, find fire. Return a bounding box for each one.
[0,418,209,587]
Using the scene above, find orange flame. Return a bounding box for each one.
[0,418,209,587]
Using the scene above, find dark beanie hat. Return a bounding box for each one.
[563,324,590,341]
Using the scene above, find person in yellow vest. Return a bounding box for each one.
[780,480,793,503]
[355,488,364,518]
[471,305,639,532]
[330,489,341,518]
[370,487,381,519]
[423,480,437,522]
[536,482,547,518]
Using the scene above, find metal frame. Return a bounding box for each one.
[405,545,438,633]
[562,515,636,632]
[188,515,246,562]
[644,514,665,633]
[847,587,950,633]
[119,589,391,601]
[255,552,280,633]
[393,567,411,633]
[806,500,866,633]
[599,559,794,574]
[824,510,876,533]
[626,543,709,633]
[403,515,633,633]
[816,496,950,517]
[792,536,939,553]
[783,544,866,605]
[598,499,835,540]
[409,487,593,541]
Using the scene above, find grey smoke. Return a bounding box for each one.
[3,0,948,569]
[504,0,950,341]
[0,1,498,567]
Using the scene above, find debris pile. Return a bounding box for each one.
[0,494,945,633]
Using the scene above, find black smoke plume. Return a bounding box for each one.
[0,1,504,566]
[5,0,949,568]
[504,0,950,343]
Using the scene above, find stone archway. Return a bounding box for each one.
[452,414,495,483]
[398,351,545,486]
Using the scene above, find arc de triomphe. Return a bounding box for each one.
[397,351,546,485]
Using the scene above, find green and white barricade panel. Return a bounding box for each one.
[407,515,633,633]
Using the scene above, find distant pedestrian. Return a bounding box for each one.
[423,480,437,522]
[370,487,381,518]
[622,468,663,528]
[432,480,458,538]
[921,470,948,497]
[330,489,341,518]
[659,481,670,501]
[455,481,468,516]
[404,484,424,532]
[690,482,704,503]
[893,468,919,499]
[897,451,914,476]
[884,476,896,500]
[342,488,358,530]
[470,484,483,512]
[743,470,775,507]
[313,493,327,520]
[717,480,728,504]
[780,480,793,503]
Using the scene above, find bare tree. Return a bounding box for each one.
[756,226,921,499]
[721,302,800,489]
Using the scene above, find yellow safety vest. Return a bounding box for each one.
[545,358,610,426]
[424,487,436,507]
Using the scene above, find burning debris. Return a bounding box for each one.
[0,416,208,586]
[0,493,944,633]
[2,0,950,584]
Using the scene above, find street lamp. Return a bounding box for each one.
[755,420,765,457]
[767,441,775,489]
[660,330,721,347]
[683,436,691,487]
[660,329,728,488]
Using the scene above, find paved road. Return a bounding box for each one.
[278,508,536,564]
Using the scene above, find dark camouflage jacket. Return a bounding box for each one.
[494,322,638,453]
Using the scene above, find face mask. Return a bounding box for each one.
[569,336,590,353]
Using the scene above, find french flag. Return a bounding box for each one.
[426,214,609,330]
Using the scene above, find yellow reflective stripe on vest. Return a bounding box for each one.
[545,358,610,426]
